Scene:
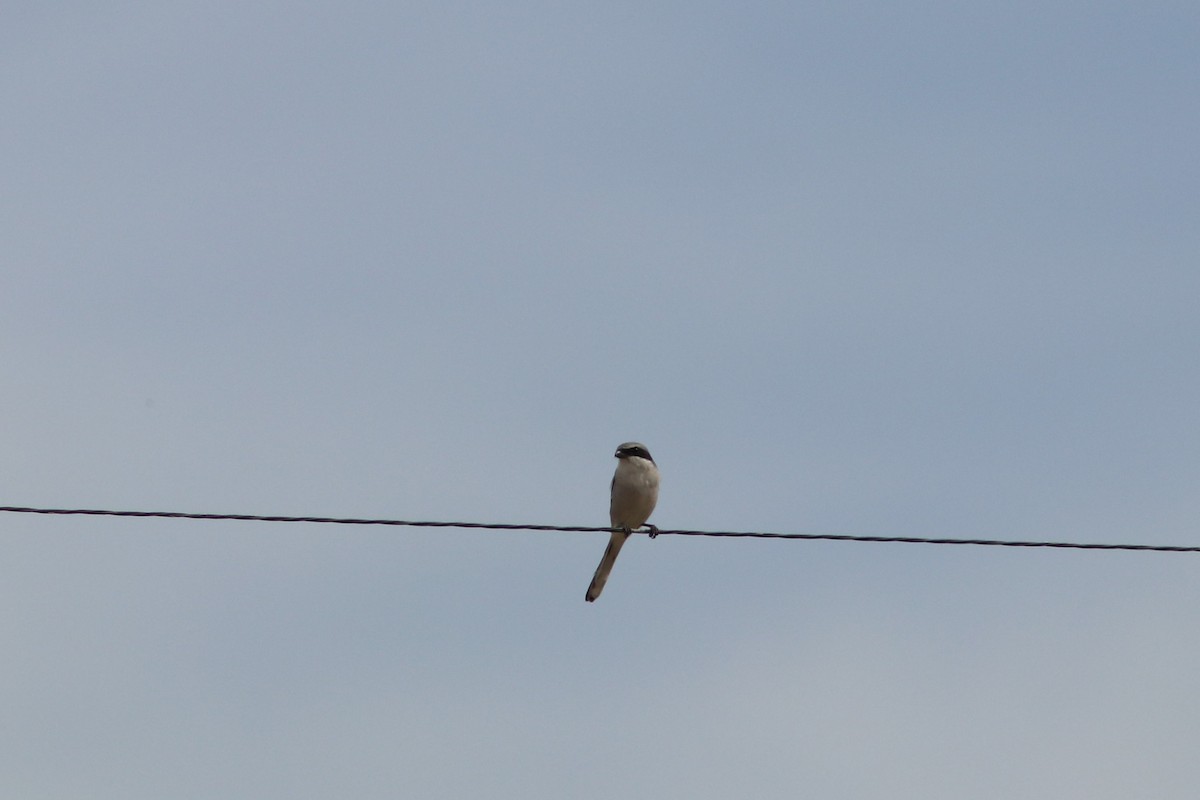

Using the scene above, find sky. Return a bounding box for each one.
[3,2,1199,797]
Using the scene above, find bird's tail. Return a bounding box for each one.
[585,531,628,602]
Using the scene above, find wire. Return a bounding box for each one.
[1,505,1197,553]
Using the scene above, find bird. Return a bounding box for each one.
[586,442,660,602]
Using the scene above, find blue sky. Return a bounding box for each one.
[3,2,1199,797]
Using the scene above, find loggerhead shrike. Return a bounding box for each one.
[586,442,660,602]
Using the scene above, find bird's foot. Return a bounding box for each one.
[645,524,659,539]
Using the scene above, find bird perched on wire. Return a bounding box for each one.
[586,442,660,602]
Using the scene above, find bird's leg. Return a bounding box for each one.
[644,524,659,539]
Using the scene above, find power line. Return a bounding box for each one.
[1,505,1197,553]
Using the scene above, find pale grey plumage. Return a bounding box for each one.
[586,442,660,602]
